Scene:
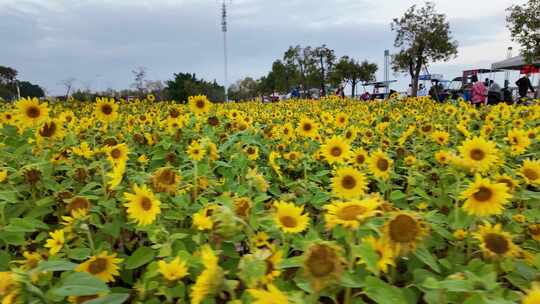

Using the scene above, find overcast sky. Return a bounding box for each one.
[0,0,524,95]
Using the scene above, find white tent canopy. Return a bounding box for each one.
[491,55,540,70]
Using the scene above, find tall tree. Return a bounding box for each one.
[0,66,17,86]
[165,73,225,102]
[391,2,458,97]
[131,67,147,96]
[284,45,315,93]
[332,57,378,97]
[507,0,540,64]
[61,77,76,100]
[313,45,336,96]
[228,77,260,101]
[19,81,45,98]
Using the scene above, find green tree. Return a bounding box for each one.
[331,57,378,97]
[313,45,336,96]
[391,2,458,97]
[19,81,45,98]
[284,45,315,92]
[506,0,540,64]
[165,73,225,103]
[228,77,260,101]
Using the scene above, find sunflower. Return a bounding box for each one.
[495,175,520,193]
[360,236,396,274]
[187,141,206,162]
[36,119,64,141]
[188,95,211,116]
[297,117,318,138]
[105,143,129,167]
[334,113,349,128]
[151,167,180,194]
[158,257,189,281]
[191,245,224,304]
[331,167,368,199]
[522,283,540,304]
[321,136,350,164]
[258,244,283,284]
[192,205,216,231]
[94,97,119,123]
[303,243,344,292]
[75,251,123,282]
[15,97,49,128]
[343,127,358,142]
[17,251,42,271]
[528,224,540,242]
[457,137,499,173]
[351,148,368,167]
[519,159,540,186]
[404,155,417,166]
[66,196,91,217]
[273,201,309,234]
[71,142,94,159]
[383,212,428,255]
[247,284,288,304]
[431,130,449,145]
[244,145,259,161]
[123,184,161,226]
[324,197,380,230]
[460,175,511,216]
[506,129,531,155]
[0,169,7,183]
[368,150,393,180]
[44,229,65,256]
[474,222,519,259]
[233,197,252,218]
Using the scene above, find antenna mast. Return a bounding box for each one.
[221,0,229,102]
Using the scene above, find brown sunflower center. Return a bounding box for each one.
[247,147,256,154]
[140,197,152,211]
[496,178,514,190]
[234,199,251,217]
[88,258,108,274]
[356,154,365,164]
[337,205,366,221]
[26,106,41,118]
[68,197,90,212]
[469,148,485,161]
[376,158,389,171]
[523,168,539,181]
[341,175,357,190]
[195,100,205,109]
[157,169,176,185]
[39,122,57,137]
[303,123,312,132]
[330,146,342,157]
[473,186,493,202]
[110,148,122,159]
[100,104,113,115]
[305,245,336,278]
[389,214,419,243]
[279,216,297,228]
[484,233,509,254]
[75,295,99,304]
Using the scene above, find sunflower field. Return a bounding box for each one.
[0,95,540,304]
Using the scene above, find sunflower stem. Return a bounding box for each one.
[344,230,356,304]
[83,224,96,254]
[192,161,198,203]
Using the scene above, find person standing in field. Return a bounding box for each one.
[515,73,535,100]
[471,75,487,106]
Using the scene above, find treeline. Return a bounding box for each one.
[0,66,45,101]
[228,45,378,101]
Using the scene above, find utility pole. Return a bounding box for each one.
[384,50,390,94]
[504,47,512,88]
[221,0,229,102]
